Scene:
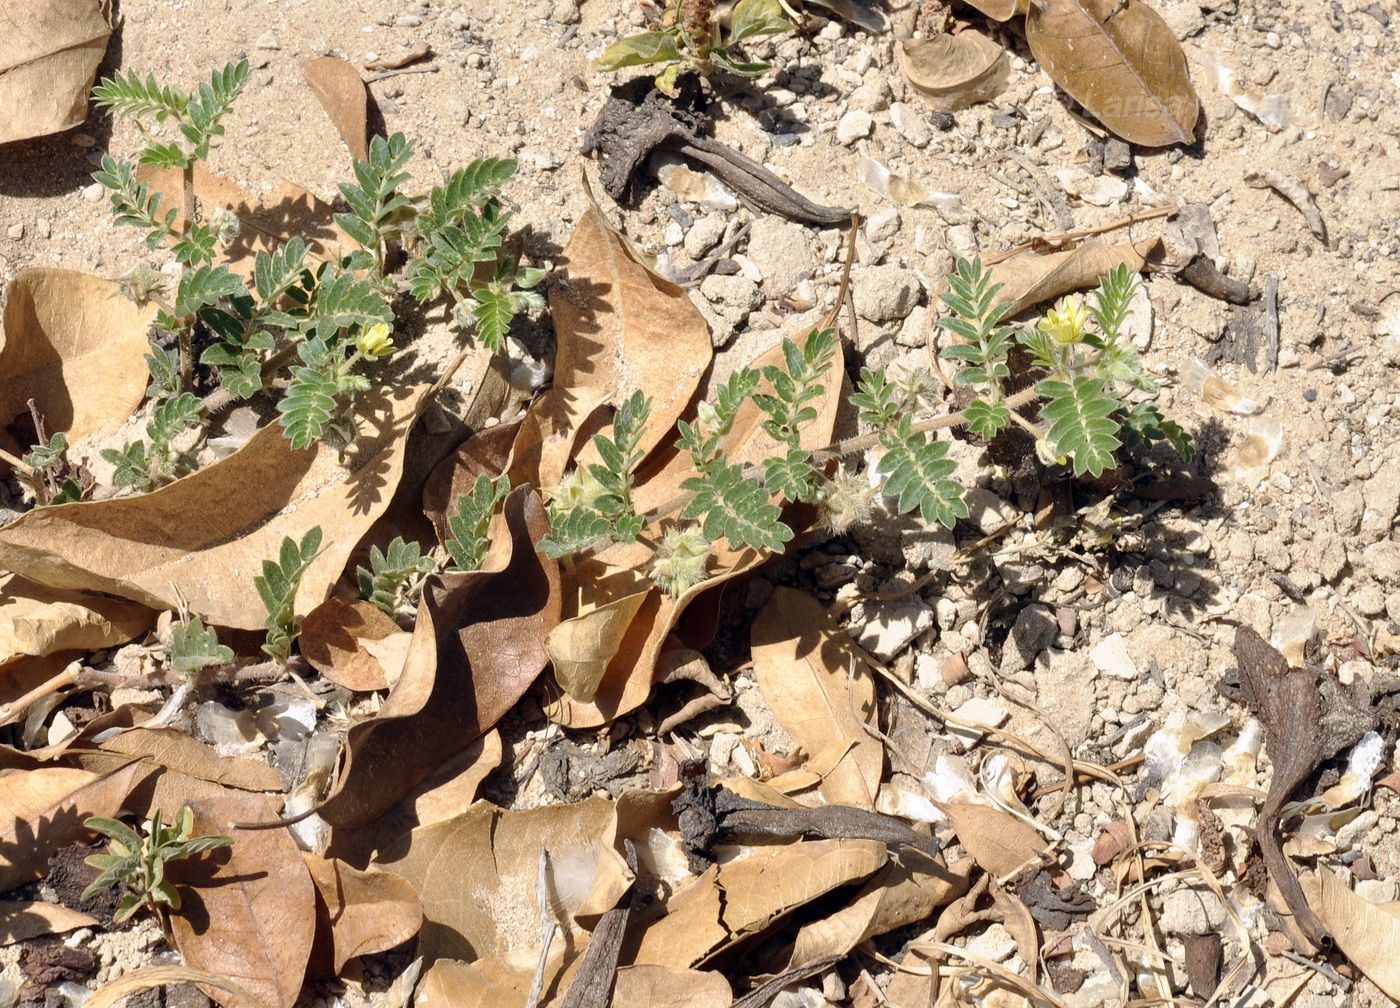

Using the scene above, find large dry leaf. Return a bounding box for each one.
[0,762,146,892]
[139,162,349,277]
[941,803,1051,881]
[0,0,110,144]
[612,966,733,1007]
[0,573,152,665]
[898,32,1010,112]
[167,793,315,1008]
[0,269,155,458]
[989,237,1159,316]
[787,851,971,969]
[629,839,888,969]
[0,899,98,945]
[422,419,520,543]
[1025,0,1200,147]
[546,327,845,729]
[1304,868,1400,998]
[96,727,281,792]
[416,953,568,1008]
[549,590,650,703]
[300,598,405,692]
[317,489,560,827]
[302,56,369,161]
[751,588,882,810]
[303,853,422,977]
[539,202,713,477]
[0,379,429,629]
[375,796,635,964]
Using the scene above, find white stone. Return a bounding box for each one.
[948,697,1008,746]
[865,207,900,243]
[836,109,874,146]
[1090,632,1138,679]
[889,102,931,147]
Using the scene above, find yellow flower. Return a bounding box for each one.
[1037,294,1088,345]
[356,322,396,359]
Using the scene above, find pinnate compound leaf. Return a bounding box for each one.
[681,462,792,553]
[964,398,1010,439]
[877,418,968,528]
[1037,376,1122,477]
[1025,0,1200,147]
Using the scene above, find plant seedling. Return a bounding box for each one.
[255,526,325,662]
[82,807,232,924]
[357,536,436,614]
[597,0,795,91]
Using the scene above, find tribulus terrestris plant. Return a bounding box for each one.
[538,259,1194,597]
[82,807,232,924]
[256,526,325,663]
[88,60,544,492]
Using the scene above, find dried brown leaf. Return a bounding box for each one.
[422,420,520,543]
[0,762,146,892]
[0,0,110,143]
[537,203,713,479]
[0,380,429,630]
[303,853,422,977]
[940,802,1051,881]
[549,590,650,703]
[1304,868,1400,998]
[612,966,733,1008]
[1025,0,1200,147]
[629,839,888,969]
[751,588,882,810]
[0,899,98,945]
[95,727,280,793]
[317,489,560,827]
[302,56,369,161]
[375,796,634,964]
[167,793,315,1008]
[961,0,1023,19]
[300,598,405,692]
[988,238,1159,316]
[898,32,1009,112]
[0,574,152,665]
[0,269,156,459]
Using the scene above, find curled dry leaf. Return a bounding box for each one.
[303,853,423,977]
[0,0,111,144]
[0,573,152,666]
[898,31,1010,112]
[317,489,560,828]
[751,588,883,810]
[0,762,146,893]
[1304,868,1400,999]
[300,598,406,692]
[0,269,156,460]
[0,379,430,630]
[374,795,638,964]
[629,838,888,969]
[548,325,844,729]
[166,793,316,1008]
[302,56,370,161]
[549,590,651,703]
[422,419,520,543]
[0,899,98,946]
[528,201,713,485]
[1025,0,1200,147]
[84,965,270,1008]
[988,237,1159,316]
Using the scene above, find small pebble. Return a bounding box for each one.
[5,223,22,240]
[835,109,873,146]
[81,182,105,202]
[255,29,281,50]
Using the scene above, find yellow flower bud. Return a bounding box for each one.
[1037,295,1088,345]
[356,323,395,359]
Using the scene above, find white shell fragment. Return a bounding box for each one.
[1182,357,1262,415]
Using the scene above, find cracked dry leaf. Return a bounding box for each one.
[300,598,406,692]
[988,237,1159,316]
[303,854,422,977]
[898,31,1010,112]
[0,0,110,144]
[374,794,643,964]
[0,574,152,666]
[751,588,882,810]
[317,489,560,828]
[1304,868,1400,999]
[0,378,430,631]
[167,793,316,1008]
[1025,0,1200,147]
[302,56,369,161]
[629,838,888,969]
[0,762,147,892]
[544,326,844,729]
[0,269,156,461]
[532,201,712,485]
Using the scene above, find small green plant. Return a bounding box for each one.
[357,537,436,614]
[255,527,325,662]
[444,475,511,572]
[539,261,1193,598]
[17,433,86,506]
[82,807,232,924]
[597,0,795,91]
[89,61,544,492]
[169,616,234,675]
